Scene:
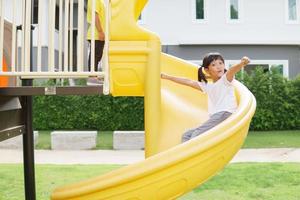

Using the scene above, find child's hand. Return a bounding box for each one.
[99,31,105,41]
[240,56,250,66]
[161,73,168,79]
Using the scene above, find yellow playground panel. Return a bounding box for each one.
[50,0,256,199]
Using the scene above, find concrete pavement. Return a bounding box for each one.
[0,148,300,165]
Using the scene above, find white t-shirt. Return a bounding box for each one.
[198,74,238,116]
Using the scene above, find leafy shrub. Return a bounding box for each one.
[33,70,299,131]
[33,95,144,130]
[239,68,300,130]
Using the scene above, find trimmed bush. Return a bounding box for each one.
[239,68,300,130]
[33,95,144,131]
[33,70,299,131]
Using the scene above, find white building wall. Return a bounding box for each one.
[141,0,300,45]
[3,0,300,46]
[3,0,23,25]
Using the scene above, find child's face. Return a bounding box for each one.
[206,59,225,81]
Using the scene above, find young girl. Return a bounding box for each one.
[161,52,250,143]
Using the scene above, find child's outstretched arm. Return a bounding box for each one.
[161,73,203,91]
[226,56,250,82]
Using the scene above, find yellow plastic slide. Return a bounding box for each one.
[51,0,256,199]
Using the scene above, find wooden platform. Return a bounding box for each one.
[0,86,104,96]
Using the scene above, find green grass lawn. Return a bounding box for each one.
[36,130,300,150]
[243,130,300,148]
[96,131,113,149]
[0,163,299,200]
[35,131,51,149]
[179,163,300,200]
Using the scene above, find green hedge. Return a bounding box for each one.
[238,68,300,130]
[33,95,144,130]
[33,69,300,131]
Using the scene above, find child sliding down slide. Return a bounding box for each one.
[161,52,250,142]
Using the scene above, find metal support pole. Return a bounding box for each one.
[21,80,36,200]
[21,0,36,199]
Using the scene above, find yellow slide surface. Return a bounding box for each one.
[51,0,256,199]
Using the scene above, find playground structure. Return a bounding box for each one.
[0,0,256,200]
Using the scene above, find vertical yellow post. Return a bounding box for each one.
[144,36,161,157]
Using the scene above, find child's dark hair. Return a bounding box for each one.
[198,52,225,83]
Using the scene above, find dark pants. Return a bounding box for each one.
[88,40,105,72]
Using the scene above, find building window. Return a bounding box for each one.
[55,5,59,30]
[32,0,59,30]
[226,0,243,23]
[196,0,205,19]
[192,0,207,23]
[288,0,298,21]
[286,0,300,23]
[230,0,239,19]
[33,0,39,24]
